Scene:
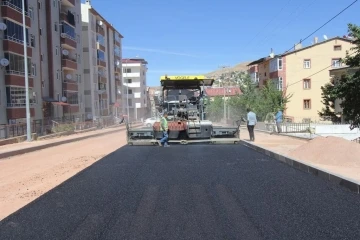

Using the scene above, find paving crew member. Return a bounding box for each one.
[159,112,170,147]
[246,108,257,141]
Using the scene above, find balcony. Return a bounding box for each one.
[97,59,106,68]
[62,56,77,70]
[3,39,32,57]
[63,105,79,114]
[7,108,35,119]
[63,82,78,91]
[5,73,34,87]
[98,75,107,84]
[60,12,75,27]
[61,35,77,49]
[61,0,75,7]
[97,42,105,52]
[1,1,31,27]
[96,26,105,36]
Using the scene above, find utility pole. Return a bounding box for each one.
[218,65,230,122]
[22,0,31,141]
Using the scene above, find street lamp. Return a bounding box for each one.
[22,0,31,141]
[218,79,227,122]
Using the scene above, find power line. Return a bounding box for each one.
[285,51,357,88]
[282,0,358,54]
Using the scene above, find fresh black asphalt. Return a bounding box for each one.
[1,144,360,240]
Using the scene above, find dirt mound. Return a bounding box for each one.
[288,136,360,168]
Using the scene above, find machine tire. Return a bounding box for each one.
[146,123,152,127]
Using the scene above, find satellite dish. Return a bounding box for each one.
[323,35,328,40]
[33,92,36,97]
[0,58,9,66]
[61,96,67,102]
[98,20,103,26]
[116,60,120,66]
[269,53,274,58]
[66,74,72,80]
[117,89,121,94]
[62,49,69,55]
[0,22,7,30]
[60,33,66,38]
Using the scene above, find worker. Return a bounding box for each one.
[158,112,170,147]
[246,108,257,141]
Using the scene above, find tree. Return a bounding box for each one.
[206,96,224,122]
[325,23,360,129]
[318,83,341,122]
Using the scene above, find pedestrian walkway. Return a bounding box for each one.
[240,130,360,183]
[0,124,142,159]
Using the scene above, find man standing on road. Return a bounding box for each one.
[159,112,170,147]
[275,108,283,134]
[246,108,257,141]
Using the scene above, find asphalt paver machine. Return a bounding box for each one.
[126,75,241,145]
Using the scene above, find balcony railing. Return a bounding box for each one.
[5,70,32,76]
[3,35,30,46]
[1,1,29,16]
[7,99,36,108]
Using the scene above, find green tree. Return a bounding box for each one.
[325,23,360,129]
[318,83,341,122]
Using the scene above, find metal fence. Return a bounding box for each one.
[0,116,128,140]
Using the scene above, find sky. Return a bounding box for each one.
[87,0,360,86]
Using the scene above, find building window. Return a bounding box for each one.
[303,79,311,89]
[334,45,341,51]
[96,34,105,46]
[332,58,342,68]
[39,28,42,35]
[278,58,283,70]
[3,19,29,44]
[61,23,75,39]
[123,68,131,73]
[277,77,283,90]
[53,0,56,7]
[77,74,81,83]
[54,22,58,32]
[56,70,59,80]
[128,89,132,94]
[6,86,35,107]
[31,64,36,76]
[303,99,311,109]
[303,59,311,69]
[97,50,105,61]
[38,1,41,9]
[41,54,43,61]
[4,53,31,75]
[30,34,35,47]
[128,99,132,106]
[63,91,79,105]
[28,7,33,19]
[127,79,132,83]
[55,46,59,55]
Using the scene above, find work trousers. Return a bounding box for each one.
[276,122,282,133]
[247,124,255,141]
[160,131,169,146]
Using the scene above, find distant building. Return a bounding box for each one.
[247,36,354,122]
[205,87,241,101]
[81,1,124,120]
[122,58,149,120]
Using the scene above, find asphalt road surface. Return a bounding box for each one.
[1,144,360,240]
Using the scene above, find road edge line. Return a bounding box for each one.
[0,124,139,160]
[240,140,360,194]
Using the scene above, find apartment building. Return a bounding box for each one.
[0,0,84,125]
[122,58,149,121]
[81,0,123,120]
[247,36,353,122]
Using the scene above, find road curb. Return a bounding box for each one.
[240,140,360,194]
[0,124,140,160]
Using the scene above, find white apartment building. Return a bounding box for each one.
[122,58,149,120]
[81,0,123,120]
[0,0,84,126]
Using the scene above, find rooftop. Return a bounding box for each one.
[205,87,241,97]
[122,58,148,64]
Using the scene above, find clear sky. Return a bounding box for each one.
[87,0,359,86]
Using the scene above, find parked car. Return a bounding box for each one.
[143,117,160,127]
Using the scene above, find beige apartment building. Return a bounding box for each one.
[248,36,353,122]
[0,0,84,125]
[81,1,123,120]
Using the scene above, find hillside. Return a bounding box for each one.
[205,61,251,79]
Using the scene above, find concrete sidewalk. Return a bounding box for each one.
[0,123,141,159]
[240,130,360,193]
